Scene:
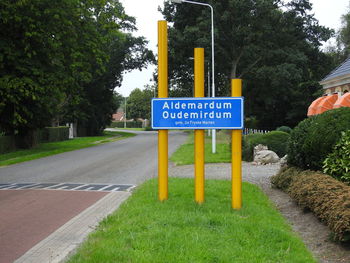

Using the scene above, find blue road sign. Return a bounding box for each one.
[152,97,244,129]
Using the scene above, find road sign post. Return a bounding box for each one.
[231,79,242,210]
[152,97,243,130]
[194,48,205,204]
[158,20,168,202]
[156,20,243,209]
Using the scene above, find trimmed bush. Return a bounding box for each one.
[271,166,304,191]
[276,126,292,133]
[272,166,350,242]
[242,131,290,161]
[289,172,350,242]
[323,130,350,183]
[288,107,350,171]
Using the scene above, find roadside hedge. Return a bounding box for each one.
[41,126,69,142]
[242,131,290,161]
[0,126,69,154]
[0,135,16,154]
[288,107,350,171]
[271,167,350,242]
[109,121,143,128]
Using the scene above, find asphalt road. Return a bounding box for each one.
[0,130,188,185]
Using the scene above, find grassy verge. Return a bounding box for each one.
[0,131,135,167]
[170,130,231,165]
[68,178,315,263]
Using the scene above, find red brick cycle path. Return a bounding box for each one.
[0,189,108,263]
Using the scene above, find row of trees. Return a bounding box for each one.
[0,0,153,147]
[159,0,342,129]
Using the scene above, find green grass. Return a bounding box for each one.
[0,131,135,167]
[170,130,231,165]
[68,178,315,263]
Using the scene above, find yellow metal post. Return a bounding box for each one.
[158,20,168,201]
[194,48,205,204]
[231,79,242,209]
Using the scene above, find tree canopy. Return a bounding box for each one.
[336,7,350,59]
[0,0,153,146]
[126,85,155,120]
[160,0,334,128]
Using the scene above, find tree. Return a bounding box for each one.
[160,0,333,128]
[0,0,154,145]
[126,86,154,120]
[336,7,350,60]
[0,0,82,146]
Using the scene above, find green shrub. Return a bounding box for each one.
[276,126,292,133]
[288,107,350,171]
[242,135,254,161]
[242,131,290,161]
[244,116,259,129]
[323,130,350,183]
[271,166,350,242]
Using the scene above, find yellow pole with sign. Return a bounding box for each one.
[194,48,205,204]
[231,79,242,209]
[158,20,168,201]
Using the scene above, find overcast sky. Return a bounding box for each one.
[117,0,350,97]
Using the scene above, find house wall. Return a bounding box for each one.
[324,84,350,95]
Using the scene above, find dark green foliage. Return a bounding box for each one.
[42,127,69,143]
[0,0,153,145]
[242,136,254,162]
[0,127,69,153]
[0,136,16,154]
[160,0,334,128]
[244,117,259,129]
[126,87,154,120]
[242,131,290,161]
[323,130,350,183]
[276,126,292,134]
[271,167,350,242]
[336,8,350,60]
[288,108,350,171]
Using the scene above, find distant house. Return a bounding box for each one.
[112,107,125,121]
[307,57,350,116]
[112,112,125,121]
